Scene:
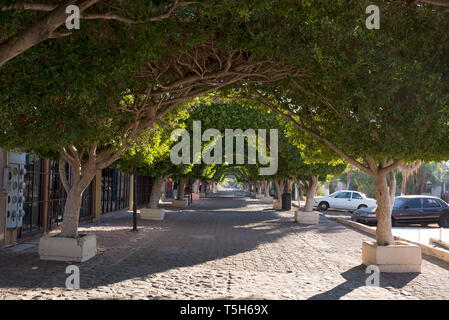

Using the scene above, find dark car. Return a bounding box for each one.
[351,195,449,227]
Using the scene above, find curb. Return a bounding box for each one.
[429,238,449,251]
[326,214,449,266]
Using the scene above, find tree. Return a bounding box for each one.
[0,0,199,67]
[241,1,449,245]
[0,4,297,237]
[118,106,190,208]
[2,0,448,68]
[179,102,281,194]
[280,121,346,212]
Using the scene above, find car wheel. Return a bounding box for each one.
[357,204,368,210]
[318,202,329,211]
[438,214,449,228]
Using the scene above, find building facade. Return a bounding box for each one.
[0,150,153,248]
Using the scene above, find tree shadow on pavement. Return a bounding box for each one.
[308,265,419,300]
[0,192,426,295]
[0,197,345,291]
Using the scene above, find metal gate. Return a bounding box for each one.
[21,156,44,235]
[101,167,130,214]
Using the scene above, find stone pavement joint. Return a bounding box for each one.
[1,190,449,300]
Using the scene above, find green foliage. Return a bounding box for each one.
[250,1,449,166]
[0,0,314,157]
[179,103,344,182]
[1,0,448,182]
[117,105,190,177]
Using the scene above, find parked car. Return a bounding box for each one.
[351,195,449,228]
[314,190,376,211]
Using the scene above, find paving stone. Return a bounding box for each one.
[1,191,449,299]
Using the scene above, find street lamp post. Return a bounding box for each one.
[132,164,138,232]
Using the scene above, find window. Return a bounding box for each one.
[352,192,363,199]
[423,198,441,208]
[335,192,351,199]
[438,199,448,207]
[406,198,422,209]
[393,198,408,209]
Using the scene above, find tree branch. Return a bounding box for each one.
[379,159,403,175]
[254,91,372,175]
[0,0,99,67]
[58,158,71,194]
[418,0,449,8]
[2,1,199,24]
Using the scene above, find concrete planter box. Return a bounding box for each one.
[140,208,165,221]
[39,234,97,262]
[273,200,282,210]
[295,210,320,224]
[255,194,264,199]
[362,240,422,273]
[199,192,206,198]
[172,199,188,208]
[250,192,256,197]
[262,196,273,204]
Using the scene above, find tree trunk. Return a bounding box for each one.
[373,173,395,246]
[60,186,84,238]
[257,181,263,194]
[59,167,96,238]
[303,176,318,212]
[177,178,186,200]
[419,170,427,194]
[149,177,165,209]
[264,180,270,197]
[388,171,396,208]
[401,173,407,195]
[290,175,303,207]
[286,180,292,193]
[275,180,283,205]
[346,165,353,190]
[194,179,200,193]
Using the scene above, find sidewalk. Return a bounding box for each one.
[1,192,449,300]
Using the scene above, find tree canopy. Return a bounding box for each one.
[1,0,448,244]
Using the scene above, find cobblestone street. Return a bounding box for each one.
[1,191,449,300]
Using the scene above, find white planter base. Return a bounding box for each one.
[362,240,422,273]
[255,194,264,199]
[39,234,97,262]
[295,210,320,224]
[199,192,206,198]
[140,208,165,221]
[172,199,188,208]
[273,200,282,210]
[262,196,273,204]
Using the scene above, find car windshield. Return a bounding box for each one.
[393,198,408,209]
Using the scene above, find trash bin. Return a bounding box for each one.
[282,193,292,210]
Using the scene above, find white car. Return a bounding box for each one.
[314,190,376,212]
